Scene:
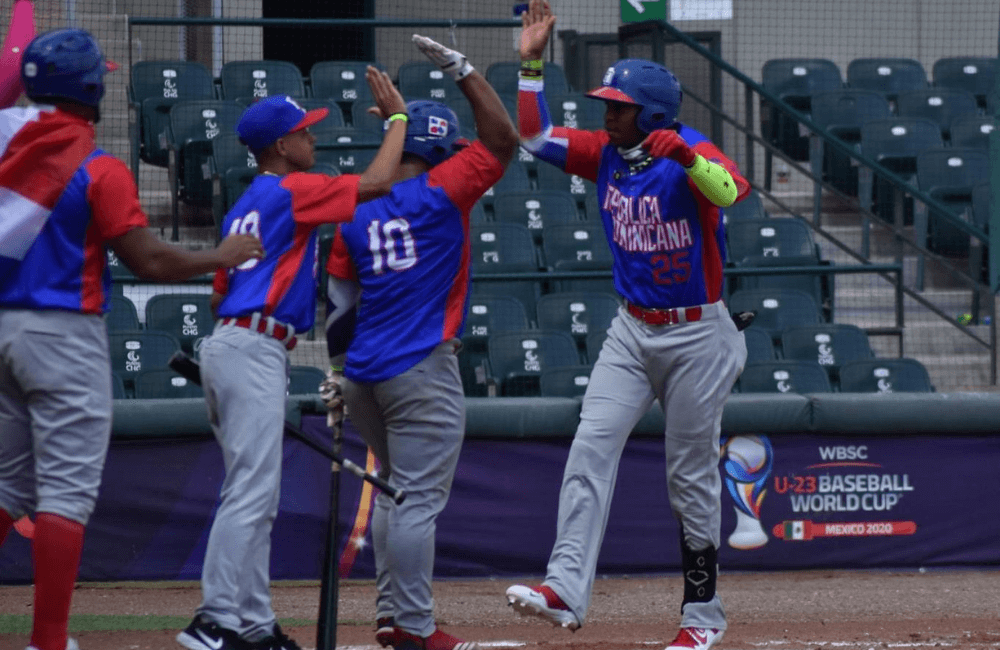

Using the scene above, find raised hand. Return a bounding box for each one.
[412,34,474,81]
[642,129,697,167]
[520,0,556,61]
[366,66,407,120]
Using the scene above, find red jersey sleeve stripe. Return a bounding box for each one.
[325,227,356,281]
[282,172,360,226]
[80,222,105,314]
[265,223,312,316]
[442,219,472,341]
[213,268,228,295]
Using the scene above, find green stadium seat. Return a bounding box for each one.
[808,89,891,196]
[733,255,832,322]
[779,323,873,385]
[129,61,215,172]
[725,217,819,264]
[737,360,832,394]
[846,57,928,102]
[470,222,540,319]
[309,60,379,120]
[134,368,204,399]
[535,291,620,347]
[464,295,531,345]
[585,329,609,365]
[479,161,532,211]
[493,190,580,244]
[896,89,979,140]
[535,163,597,211]
[949,115,995,149]
[219,60,306,101]
[144,293,215,355]
[111,372,127,399]
[541,222,614,294]
[108,330,182,390]
[487,329,581,396]
[458,336,494,397]
[723,188,768,224]
[539,364,594,398]
[915,147,990,256]
[288,366,326,395]
[549,92,605,130]
[397,60,459,102]
[761,58,843,163]
[742,327,776,363]
[728,289,822,344]
[315,146,378,175]
[932,56,997,109]
[349,101,387,133]
[838,358,934,393]
[107,295,140,333]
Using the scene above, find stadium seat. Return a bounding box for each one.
[469,201,488,224]
[733,254,832,322]
[808,89,891,196]
[493,190,580,244]
[315,146,379,175]
[761,58,843,163]
[837,358,934,393]
[458,336,494,397]
[288,366,326,395]
[932,56,997,109]
[350,101,387,133]
[297,98,346,131]
[129,60,215,172]
[846,57,928,102]
[219,60,306,101]
[470,222,540,319]
[106,250,136,282]
[166,100,244,238]
[535,163,597,211]
[444,97,480,139]
[585,329,609,364]
[210,133,258,223]
[948,115,995,149]
[722,189,768,224]
[111,372,127,400]
[541,222,615,294]
[108,330,182,390]
[540,364,594,398]
[486,61,570,96]
[895,89,979,140]
[779,323,873,385]
[308,60,379,119]
[725,217,819,264]
[535,291,620,347]
[144,293,215,355]
[222,166,257,214]
[742,326,776,363]
[737,360,832,394]
[728,289,822,343]
[479,160,532,211]
[549,93,605,130]
[134,368,205,399]
[487,329,581,396]
[464,295,531,345]
[107,295,140,333]
[915,147,990,256]
[397,60,459,102]
[857,117,944,223]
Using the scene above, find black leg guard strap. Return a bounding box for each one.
[680,537,718,606]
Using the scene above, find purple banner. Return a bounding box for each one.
[1,419,997,583]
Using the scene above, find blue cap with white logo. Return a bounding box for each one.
[237,94,328,153]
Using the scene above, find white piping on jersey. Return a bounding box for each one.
[521,125,568,154]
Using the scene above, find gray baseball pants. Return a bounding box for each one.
[196,324,289,642]
[343,339,465,637]
[544,301,746,631]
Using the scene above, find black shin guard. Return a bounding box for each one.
[680,535,718,606]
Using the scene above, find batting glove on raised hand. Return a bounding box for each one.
[642,129,698,167]
[412,34,475,81]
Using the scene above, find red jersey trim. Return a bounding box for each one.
[326,227,356,281]
[266,222,312,316]
[282,172,360,226]
[427,140,504,211]
[80,222,104,314]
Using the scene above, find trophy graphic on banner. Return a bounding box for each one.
[721,435,774,550]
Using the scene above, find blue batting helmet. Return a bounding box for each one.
[586,59,682,134]
[396,100,468,167]
[21,29,108,108]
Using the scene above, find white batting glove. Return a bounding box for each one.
[412,34,475,81]
[319,368,346,427]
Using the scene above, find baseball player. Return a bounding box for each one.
[0,29,262,650]
[176,75,409,650]
[504,3,749,650]
[319,34,517,650]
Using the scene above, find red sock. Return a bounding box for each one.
[31,513,85,650]
[0,509,14,546]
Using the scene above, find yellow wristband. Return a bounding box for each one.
[521,59,544,71]
[388,113,409,123]
[330,364,344,373]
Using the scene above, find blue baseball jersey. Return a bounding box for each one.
[214,171,360,333]
[0,107,148,313]
[518,84,749,309]
[327,141,504,382]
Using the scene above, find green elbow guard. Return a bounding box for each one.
[685,155,738,208]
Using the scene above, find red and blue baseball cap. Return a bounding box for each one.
[237,94,328,152]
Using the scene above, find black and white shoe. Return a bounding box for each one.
[248,624,303,650]
[177,616,249,650]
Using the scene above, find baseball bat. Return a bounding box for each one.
[167,351,405,505]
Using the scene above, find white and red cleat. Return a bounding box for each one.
[505,585,580,630]
[665,627,724,650]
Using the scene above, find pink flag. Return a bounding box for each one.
[0,1,36,108]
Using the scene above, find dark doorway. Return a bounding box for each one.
[262,0,375,77]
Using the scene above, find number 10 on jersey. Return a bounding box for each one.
[368,218,417,274]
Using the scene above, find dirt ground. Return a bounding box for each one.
[1,569,998,650]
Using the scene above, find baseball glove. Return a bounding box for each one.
[412,34,475,81]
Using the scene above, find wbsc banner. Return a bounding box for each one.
[1,417,997,582]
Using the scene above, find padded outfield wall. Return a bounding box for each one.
[0,395,998,583]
